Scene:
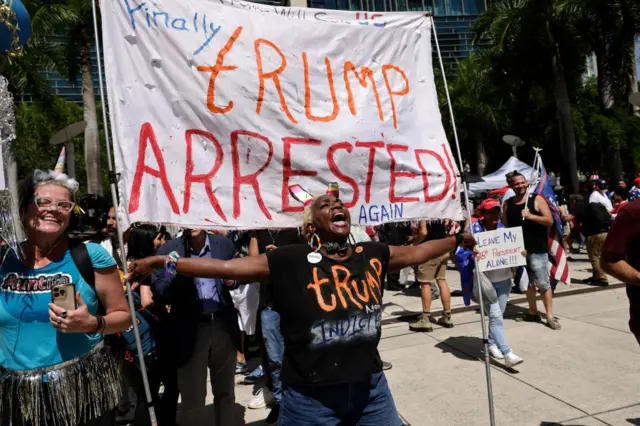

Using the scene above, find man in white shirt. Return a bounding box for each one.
[589,179,613,212]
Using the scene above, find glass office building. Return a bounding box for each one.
[310,0,487,71]
[31,0,486,103]
[18,38,104,104]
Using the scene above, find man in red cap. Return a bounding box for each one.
[629,177,640,203]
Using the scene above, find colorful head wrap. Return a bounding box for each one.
[289,183,340,207]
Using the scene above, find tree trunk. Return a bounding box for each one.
[595,52,613,109]
[609,148,623,182]
[476,138,487,176]
[81,26,102,195]
[626,37,639,116]
[596,49,623,181]
[550,44,579,194]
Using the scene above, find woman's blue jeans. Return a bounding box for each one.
[262,307,284,403]
[485,278,512,355]
[279,371,402,426]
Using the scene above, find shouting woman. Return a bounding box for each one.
[127,184,474,425]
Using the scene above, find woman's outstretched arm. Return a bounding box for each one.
[127,254,271,284]
[387,233,475,273]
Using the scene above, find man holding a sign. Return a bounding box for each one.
[503,173,560,330]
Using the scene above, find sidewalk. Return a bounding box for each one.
[236,287,640,425]
[380,252,621,323]
[381,287,640,425]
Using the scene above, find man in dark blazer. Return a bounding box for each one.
[152,229,240,426]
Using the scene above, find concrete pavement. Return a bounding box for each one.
[192,255,640,425]
[381,288,640,426]
[380,252,622,323]
[232,287,640,425]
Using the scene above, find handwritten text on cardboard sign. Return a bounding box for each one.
[476,227,527,272]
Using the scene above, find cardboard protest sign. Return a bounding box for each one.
[476,227,527,272]
[102,0,462,229]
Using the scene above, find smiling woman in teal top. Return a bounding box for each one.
[0,169,131,426]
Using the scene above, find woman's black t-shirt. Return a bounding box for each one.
[266,241,389,386]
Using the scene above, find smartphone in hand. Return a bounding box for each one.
[51,283,76,311]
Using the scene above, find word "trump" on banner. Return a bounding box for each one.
[103,0,462,229]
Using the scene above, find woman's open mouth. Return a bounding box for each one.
[331,211,348,228]
[41,215,61,224]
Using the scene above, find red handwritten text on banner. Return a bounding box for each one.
[102,0,462,229]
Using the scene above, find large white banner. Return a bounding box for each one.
[102,0,462,229]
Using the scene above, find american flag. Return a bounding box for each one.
[533,156,570,284]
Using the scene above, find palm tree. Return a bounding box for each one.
[1,0,79,242]
[3,0,103,195]
[448,55,506,175]
[62,0,102,195]
[474,0,583,193]
[564,0,640,180]
[1,0,75,103]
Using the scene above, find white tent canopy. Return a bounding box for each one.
[468,156,537,197]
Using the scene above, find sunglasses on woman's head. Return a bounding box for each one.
[33,197,76,212]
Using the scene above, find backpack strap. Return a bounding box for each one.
[70,243,96,288]
[70,243,109,315]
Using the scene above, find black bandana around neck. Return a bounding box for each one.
[323,240,351,255]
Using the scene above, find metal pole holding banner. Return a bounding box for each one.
[89,0,158,424]
[430,15,496,426]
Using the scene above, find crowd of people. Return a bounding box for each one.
[1,160,639,426]
[0,163,478,426]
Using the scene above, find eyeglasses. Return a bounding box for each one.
[34,197,76,212]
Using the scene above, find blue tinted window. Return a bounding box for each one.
[447,0,463,15]
[434,0,445,14]
[463,0,484,14]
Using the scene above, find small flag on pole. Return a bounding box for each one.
[533,154,570,285]
[54,146,66,174]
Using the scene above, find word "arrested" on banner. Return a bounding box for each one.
[103,0,462,229]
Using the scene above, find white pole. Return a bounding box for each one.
[430,15,496,426]
[89,1,157,424]
[527,148,542,198]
